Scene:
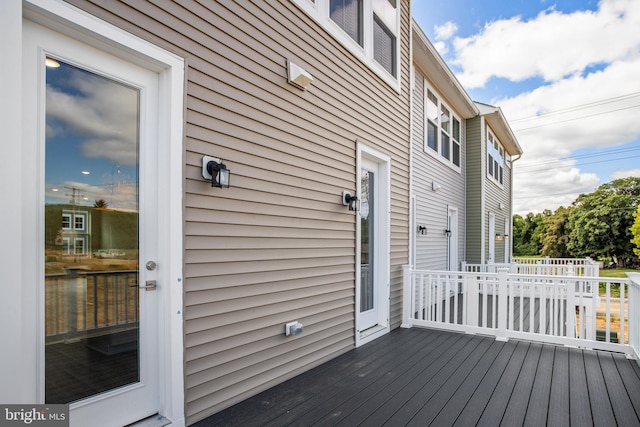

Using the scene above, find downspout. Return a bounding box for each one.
[480,115,486,264]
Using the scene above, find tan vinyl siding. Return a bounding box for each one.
[66,0,410,424]
[412,68,466,270]
[465,116,483,263]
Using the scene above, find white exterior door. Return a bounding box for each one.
[447,208,458,271]
[24,19,160,426]
[488,212,496,263]
[356,146,390,346]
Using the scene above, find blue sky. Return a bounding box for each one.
[413,0,640,214]
[45,60,139,211]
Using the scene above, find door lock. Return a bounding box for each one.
[139,280,157,291]
[146,261,157,271]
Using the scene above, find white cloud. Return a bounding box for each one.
[434,21,458,40]
[432,40,449,55]
[451,0,640,88]
[46,67,139,166]
[612,169,640,180]
[441,0,640,214]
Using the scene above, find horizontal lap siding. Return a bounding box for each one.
[67,0,410,424]
[412,69,466,270]
[485,123,511,263]
[465,117,482,263]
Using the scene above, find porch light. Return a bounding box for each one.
[342,191,360,211]
[202,156,230,188]
[496,233,503,240]
[444,229,451,236]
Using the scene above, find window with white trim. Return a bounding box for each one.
[292,0,400,87]
[424,87,461,169]
[487,129,504,185]
[62,213,71,230]
[74,214,85,231]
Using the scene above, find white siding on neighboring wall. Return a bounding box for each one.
[66,0,411,423]
[411,68,466,271]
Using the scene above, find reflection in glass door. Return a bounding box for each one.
[43,58,141,404]
[360,167,376,327]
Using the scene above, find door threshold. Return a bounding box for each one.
[359,325,387,339]
[127,414,171,427]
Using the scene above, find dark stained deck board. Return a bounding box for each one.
[584,350,617,425]
[270,329,459,426]
[523,344,555,426]
[359,334,489,425]
[451,340,519,426]
[194,327,640,427]
[419,340,506,426]
[599,351,640,426]
[568,347,592,426]
[476,340,531,426]
[310,329,463,426]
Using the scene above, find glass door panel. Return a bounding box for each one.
[360,169,375,314]
[44,58,140,404]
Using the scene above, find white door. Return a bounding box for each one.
[447,208,458,271]
[24,20,160,426]
[488,212,496,263]
[358,160,378,330]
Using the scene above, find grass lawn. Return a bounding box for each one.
[599,268,640,297]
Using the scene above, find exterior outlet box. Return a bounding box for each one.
[285,321,303,336]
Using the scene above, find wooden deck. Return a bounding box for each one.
[194,327,640,426]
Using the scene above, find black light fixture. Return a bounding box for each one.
[342,191,360,211]
[202,156,230,188]
[444,229,451,237]
[418,225,427,235]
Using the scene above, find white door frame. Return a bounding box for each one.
[488,212,496,263]
[1,1,185,425]
[356,143,390,347]
[447,207,458,271]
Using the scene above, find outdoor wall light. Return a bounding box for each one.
[495,233,504,240]
[418,225,427,235]
[342,191,360,211]
[444,229,451,236]
[202,156,230,188]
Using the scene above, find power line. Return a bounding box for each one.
[517,146,640,170]
[512,104,640,132]
[509,91,640,123]
[516,154,640,174]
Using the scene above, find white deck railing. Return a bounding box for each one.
[402,266,640,358]
[462,257,599,277]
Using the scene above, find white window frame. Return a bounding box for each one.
[487,128,504,186]
[74,213,86,231]
[423,83,462,172]
[291,0,401,91]
[62,213,71,230]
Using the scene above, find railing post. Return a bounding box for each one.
[401,265,413,328]
[496,268,509,341]
[466,274,478,327]
[566,279,576,338]
[628,273,640,358]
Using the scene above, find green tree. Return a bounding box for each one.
[541,206,572,258]
[568,177,640,266]
[512,211,548,256]
[632,205,640,257]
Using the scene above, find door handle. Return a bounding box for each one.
[138,280,157,291]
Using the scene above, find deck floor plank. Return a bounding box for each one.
[194,327,640,427]
[361,334,484,426]
[329,332,469,427]
[476,340,531,426]
[424,340,506,426]
[599,351,640,426]
[583,350,617,426]
[451,340,519,426]
[297,329,456,426]
[548,346,570,426]
[498,342,543,426]
[568,348,592,426]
